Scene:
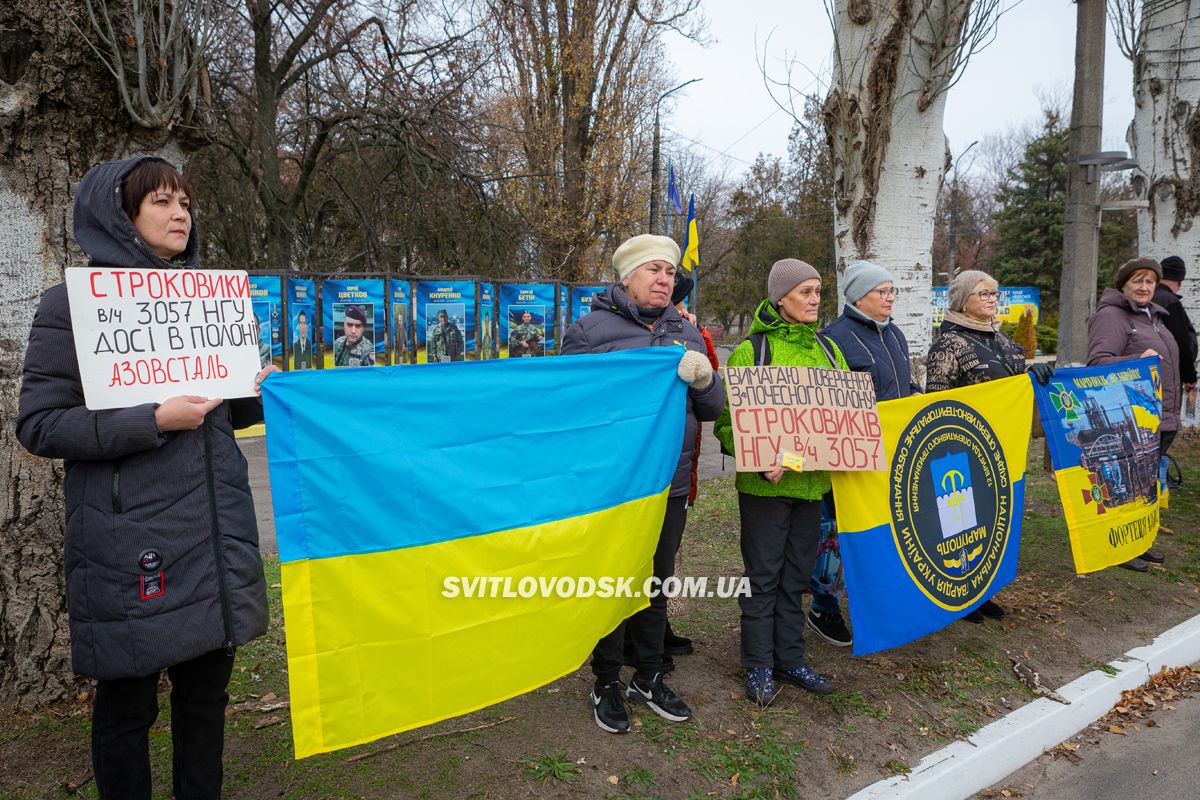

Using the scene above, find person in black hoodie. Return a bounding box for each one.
[1154,256,1197,392]
[17,156,273,800]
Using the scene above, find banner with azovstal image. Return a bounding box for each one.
[321,278,386,368]
[1032,357,1163,573]
[415,279,477,363]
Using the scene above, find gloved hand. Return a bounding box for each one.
[677,349,714,390]
[1027,361,1055,385]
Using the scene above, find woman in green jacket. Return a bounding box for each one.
[714,259,848,705]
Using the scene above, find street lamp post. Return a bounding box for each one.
[649,78,701,234]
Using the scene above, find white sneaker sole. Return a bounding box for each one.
[806,614,853,647]
[625,687,692,722]
[589,693,629,734]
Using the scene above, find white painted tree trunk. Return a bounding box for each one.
[1129,2,1200,308]
[825,0,979,382]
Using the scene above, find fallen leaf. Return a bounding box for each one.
[607,775,619,785]
[731,772,740,787]
[1147,719,1158,727]
[253,714,283,729]
[1108,725,1127,735]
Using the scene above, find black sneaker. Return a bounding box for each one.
[664,623,694,656]
[807,608,852,647]
[626,673,692,722]
[1140,547,1165,564]
[980,599,1005,618]
[589,681,630,734]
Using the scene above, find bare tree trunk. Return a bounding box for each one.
[824,0,996,382]
[0,0,186,707]
[1128,1,1200,306]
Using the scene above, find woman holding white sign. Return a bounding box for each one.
[17,156,273,800]
[713,259,849,706]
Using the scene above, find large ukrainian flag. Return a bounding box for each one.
[831,375,1032,655]
[262,348,685,757]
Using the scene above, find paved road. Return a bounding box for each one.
[976,676,1200,800]
[239,344,739,556]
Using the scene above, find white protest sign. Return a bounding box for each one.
[724,365,885,472]
[65,268,264,410]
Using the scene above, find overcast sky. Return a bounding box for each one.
[662,1,1136,178]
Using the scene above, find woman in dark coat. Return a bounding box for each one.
[1087,257,1179,571]
[17,157,272,800]
[562,233,724,735]
[925,270,1051,622]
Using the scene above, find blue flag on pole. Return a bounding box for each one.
[667,159,683,214]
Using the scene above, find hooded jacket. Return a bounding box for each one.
[713,299,849,500]
[561,284,725,498]
[820,303,919,401]
[1088,287,1181,432]
[16,157,268,680]
[1152,283,1198,386]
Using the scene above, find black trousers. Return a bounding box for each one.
[92,648,235,800]
[591,495,689,683]
[1162,429,1177,456]
[737,493,821,670]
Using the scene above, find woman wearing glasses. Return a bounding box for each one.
[926,270,1031,393]
[925,270,1051,622]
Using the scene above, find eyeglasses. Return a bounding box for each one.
[973,291,1000,300]
[873,287,898,299]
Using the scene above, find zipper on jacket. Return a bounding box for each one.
[203,418,236,655]
[111,466,122,513]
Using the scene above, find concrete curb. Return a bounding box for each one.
[846,611,1200,800]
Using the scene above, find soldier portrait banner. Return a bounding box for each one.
[321,278,385,368]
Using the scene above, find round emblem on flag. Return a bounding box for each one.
[889,399,1013,610]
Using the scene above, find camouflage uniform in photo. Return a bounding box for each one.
[334,336,376,367]
[509,322,544,356]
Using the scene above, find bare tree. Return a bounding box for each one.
[775,0,1000,377]
[480,0,705,280]
[1111,0,1199,306]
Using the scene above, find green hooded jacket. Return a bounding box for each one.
[713,299,848,500]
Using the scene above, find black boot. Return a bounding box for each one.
[664,622,693,656]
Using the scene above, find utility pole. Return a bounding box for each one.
[648,78,700,234]
[1058,0,1106,365]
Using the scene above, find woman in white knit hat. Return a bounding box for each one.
[562,233,725,735]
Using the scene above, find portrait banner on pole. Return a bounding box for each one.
[321,278,386,368]
[286,277,317,371]
[64,267,262,409]
[248,273,284,370]
[1032,358,1162,573]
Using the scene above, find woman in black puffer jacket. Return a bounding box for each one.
[17,156,271,800]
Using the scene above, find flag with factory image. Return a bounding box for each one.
[1032,357,1162,573]
[261,347,685,757]
[831,375,1032,655]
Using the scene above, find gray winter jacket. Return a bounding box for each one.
[15,157,268,680]
[561,284,725,497]
[1087,287,1181,432]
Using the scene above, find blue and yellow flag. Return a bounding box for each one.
[681,194,699,272]
[831,376,1032,655]
[1033,358,1161,573]
[262,349,685,757]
